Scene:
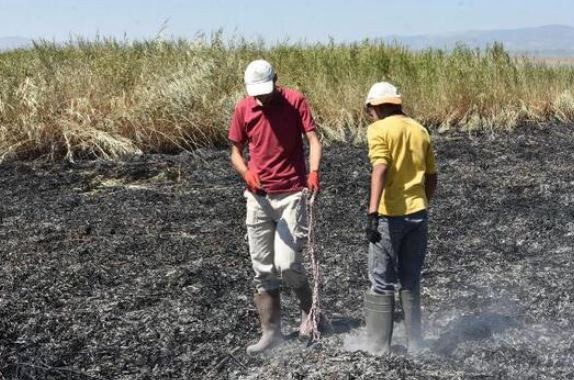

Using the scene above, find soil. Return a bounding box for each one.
[1,124,573,379]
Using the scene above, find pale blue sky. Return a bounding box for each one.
[1,0,573,42]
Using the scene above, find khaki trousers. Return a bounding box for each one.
[245,190,308,292]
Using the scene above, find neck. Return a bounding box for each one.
[254,89,278,106]
[378,108,404,120]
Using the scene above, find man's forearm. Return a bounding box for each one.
[230,145,248,177]
[369,165,387,213]
[309,139,322,172]
[425,173,437,203]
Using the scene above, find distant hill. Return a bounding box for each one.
[3,25,574,56]
[384,25,574,56]
[0,36,33,51]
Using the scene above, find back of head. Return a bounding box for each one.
[378,104,404,119]
[365,82,404,120]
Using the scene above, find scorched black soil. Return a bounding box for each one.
[1,124,573,379]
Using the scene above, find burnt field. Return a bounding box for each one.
[1,124,573,379]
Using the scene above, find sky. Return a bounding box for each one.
[1,0,573,43]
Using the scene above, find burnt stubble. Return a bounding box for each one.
[1,124,573,379]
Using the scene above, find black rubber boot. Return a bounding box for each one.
[364,291,394,353]
[247,289,284,354]
[400,288,423,353]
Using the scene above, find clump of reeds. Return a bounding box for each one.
[1,35,573,161]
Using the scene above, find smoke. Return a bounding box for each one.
[430,312,519,355]
[342,307,521,356]
[342,327,378,354]
[342,322,407,354]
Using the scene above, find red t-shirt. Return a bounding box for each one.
[228,87,316,194]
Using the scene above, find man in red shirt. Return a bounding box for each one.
[229,59,322,354]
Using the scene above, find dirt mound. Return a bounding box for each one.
[1,125,573,379]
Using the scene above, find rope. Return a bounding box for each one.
[304,190,322,342]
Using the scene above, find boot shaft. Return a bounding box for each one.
[400,288,423,352]
[253,289,282,330]
[293,283,313,314]
[247,289,283,355]
[364,292,394,353]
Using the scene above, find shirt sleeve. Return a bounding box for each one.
[425,141,438,174]
[367,124,390,167]
[297,97,316,133]
[228,104,247,144]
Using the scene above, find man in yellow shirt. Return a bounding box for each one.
[363,82,437,354]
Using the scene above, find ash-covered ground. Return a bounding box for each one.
[1,124,573,379]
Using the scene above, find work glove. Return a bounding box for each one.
[307,171,320,194]
[243,170,262,193]
[365,212,382,244]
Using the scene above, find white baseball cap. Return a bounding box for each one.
[365,82,402,106]
[244,59,275,96]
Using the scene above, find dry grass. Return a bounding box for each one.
[1,36,574,161]
[528,55,574,66]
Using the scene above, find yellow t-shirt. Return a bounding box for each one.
[367,115,437,216]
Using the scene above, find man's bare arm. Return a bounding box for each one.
[230,142,249,177]
[368,164,387,214]
[425,173,437,203]
[305,131,322,172]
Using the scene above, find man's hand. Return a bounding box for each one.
[304,130,322,193]
[243,170,261,193]
[366,212,382,243]
[307,171,320,194]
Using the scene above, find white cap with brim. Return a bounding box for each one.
[365,82,402,106]
[244,59,275,96]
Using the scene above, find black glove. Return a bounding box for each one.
[366,212,382,243]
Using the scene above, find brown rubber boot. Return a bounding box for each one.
[293,284,314,337]
[400,288,423,353]
[246,289,284,355]
[294,283,329,337]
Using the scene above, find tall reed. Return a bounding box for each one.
[1,36,573,161]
